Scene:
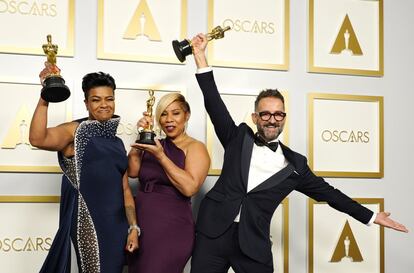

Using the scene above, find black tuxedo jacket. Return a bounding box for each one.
[195,71,374,264]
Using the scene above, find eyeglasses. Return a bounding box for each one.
[257,111,287,121]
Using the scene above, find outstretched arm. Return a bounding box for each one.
[296,156,409,233]
[374,212,408,232]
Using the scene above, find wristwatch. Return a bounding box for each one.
[128,224,141,236]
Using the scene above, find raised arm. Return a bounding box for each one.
[192,34,209,69]
[29,98,76,151]
[191,34,237,147]
[29,64,76,151]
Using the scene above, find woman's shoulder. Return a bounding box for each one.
[57,120,78,131]
[169,136,208,157]
[57,119,83,139]
[182,137,210,165]
[185,137,208,153]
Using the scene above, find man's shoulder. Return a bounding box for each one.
[280,142,307,162]
[238,123,255,136]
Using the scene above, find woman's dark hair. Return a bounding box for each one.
[82,72,116,100]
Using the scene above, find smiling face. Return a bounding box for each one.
[84,86,115,122]
[158,101,190,139]
[252,97,285,142]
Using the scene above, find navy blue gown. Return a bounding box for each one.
[39,116,128,273]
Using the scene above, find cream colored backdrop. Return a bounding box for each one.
[0,0,413,273]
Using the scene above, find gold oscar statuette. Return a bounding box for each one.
[40,34,70,102]
[136,90,156,145]
[172,25,231,62]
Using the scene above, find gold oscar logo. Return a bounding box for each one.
[222,18,275,35]
[330,220,363,263]
[1,104,33,149]
[0,0,57,17]
[123,0,161,41]
[330,14,363,56]
[321,129,370,143]
[0,236,52,252]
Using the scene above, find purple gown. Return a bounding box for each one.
[128,138,195,273]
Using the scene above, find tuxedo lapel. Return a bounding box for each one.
[279,142,295,165]
[240,132,254,190]
[250,163,295,193]
[249,144,295,193]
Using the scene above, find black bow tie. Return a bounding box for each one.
[254,133,279,152]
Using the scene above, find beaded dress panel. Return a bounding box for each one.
[40,116,128,273]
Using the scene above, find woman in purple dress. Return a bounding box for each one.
[128,93,210,273]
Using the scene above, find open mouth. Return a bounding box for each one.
[265,124,278,130]
[165,125,176,132]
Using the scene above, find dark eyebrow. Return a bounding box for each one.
[89,95,114,99]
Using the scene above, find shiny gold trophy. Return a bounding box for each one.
[136,90,156,145]
[41,35,70,102]
[172,25,231,62]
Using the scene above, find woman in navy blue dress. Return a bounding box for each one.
[30,64,139,273]
[128,93,210,273]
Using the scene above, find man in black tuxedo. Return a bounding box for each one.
[189,34,408,273]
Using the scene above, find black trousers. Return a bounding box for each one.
[190,223,274,273]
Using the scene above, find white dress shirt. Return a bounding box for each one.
[234,140,286,222]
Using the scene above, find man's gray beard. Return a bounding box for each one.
[257,125,284,142]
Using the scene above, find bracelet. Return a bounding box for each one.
[128,224,141,236]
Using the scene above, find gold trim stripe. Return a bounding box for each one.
[0,196,60,203]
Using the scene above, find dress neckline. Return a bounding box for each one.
[163,137,186,157]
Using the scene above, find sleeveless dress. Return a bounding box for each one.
[128,138,195,273]
[39,116,129,273]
